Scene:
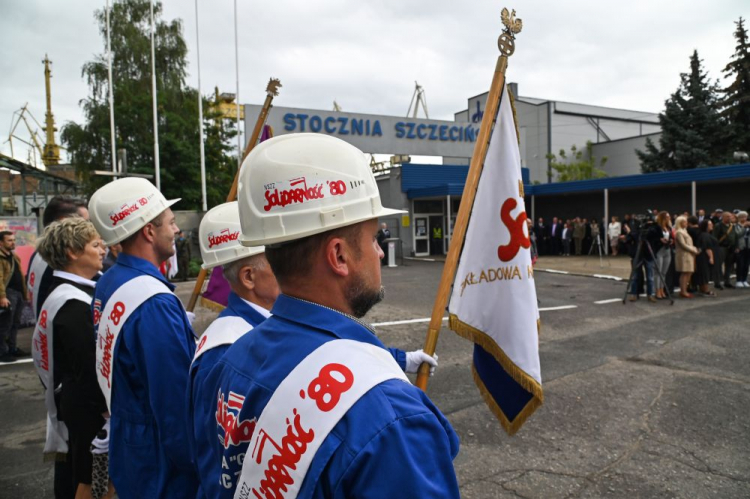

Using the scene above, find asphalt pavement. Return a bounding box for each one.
[1,259,748,498]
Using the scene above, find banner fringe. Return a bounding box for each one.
[472,363,543,436]
[449,314,543,433]
[199,296,226,313]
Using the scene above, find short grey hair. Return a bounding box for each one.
[222,253,267,286]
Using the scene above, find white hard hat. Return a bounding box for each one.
[89,177,180,246]
[199,201,264,269]
[237,133,405,246]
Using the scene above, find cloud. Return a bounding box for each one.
[1,0,746,162]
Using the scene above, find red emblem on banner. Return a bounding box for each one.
[497,198,530,262]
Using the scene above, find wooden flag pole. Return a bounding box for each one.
[186,78,282,312]
[416,9,521,390]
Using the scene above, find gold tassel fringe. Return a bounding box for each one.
[449,313,543,435]
[199,296,226,313]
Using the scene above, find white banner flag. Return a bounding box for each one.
[448,85,542,435]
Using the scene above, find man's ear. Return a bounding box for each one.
[323,235,350,278]
[141,223,156,244]
[237,264,256,291]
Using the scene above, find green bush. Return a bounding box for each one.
[188,258,203,278]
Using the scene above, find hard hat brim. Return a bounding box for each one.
[240,206,407,247]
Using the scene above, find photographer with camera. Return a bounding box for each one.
[626,211,663,303]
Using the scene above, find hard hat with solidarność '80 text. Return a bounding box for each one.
[237,133,405,247]
[89,177,180,246]
[199,201,264,269]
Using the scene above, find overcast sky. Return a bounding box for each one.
[1,0,747,163]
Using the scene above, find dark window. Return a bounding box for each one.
[414,200,444,213]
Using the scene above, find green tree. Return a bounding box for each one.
[62,0,235,209]
[637,50,725,172]
[546,141,607,182]
[204,90,239,208]
[718,17,750,160]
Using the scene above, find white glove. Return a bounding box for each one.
[186,311,196,326]
[405,349,438,375]
[91,419,110,455]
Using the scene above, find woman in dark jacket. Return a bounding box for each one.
[695,220,716,296]
[35,217,108,497]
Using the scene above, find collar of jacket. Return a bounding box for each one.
[270,294,385,348]
[115,253,175,291]
[222,291,269,327]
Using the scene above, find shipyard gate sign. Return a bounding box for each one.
[244,104,479,158]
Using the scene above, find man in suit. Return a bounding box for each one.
[697,209,706,224]
[534,218,547,255]
[572,217,586,256]
[548,217,562,256]
[377,223,391,266]
[561,222,573,256]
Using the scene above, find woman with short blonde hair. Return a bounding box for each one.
[34,217,110,498]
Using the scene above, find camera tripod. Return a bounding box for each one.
[583,233,610,268]
[622,237,674,305]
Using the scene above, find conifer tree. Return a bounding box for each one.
[637,51,724,172]
[718,17,750,160]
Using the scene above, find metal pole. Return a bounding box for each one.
[234,0,241,170]
[691,181,697,215]
[194,0,207,211]
[446,195,451,251]
[150,0,161,190]
[604,188,609,255]
[106,0,117,172]
[531,194,535,223]
[21,175,27,216]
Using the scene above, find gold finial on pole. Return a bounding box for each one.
[498,8,522,56]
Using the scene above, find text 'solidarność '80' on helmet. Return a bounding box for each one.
[89,177,180,246]
[237,133,405,247]
[199,201,264,269]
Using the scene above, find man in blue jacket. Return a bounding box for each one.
[206,133,459,498]
[189,201,279,498]
[89,178,199,498]
[192,201,439,497]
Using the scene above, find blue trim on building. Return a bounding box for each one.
[401,163,750,199]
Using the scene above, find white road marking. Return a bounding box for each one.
[593,274,623,281]
[540,269,569,274]
[372,317,447,327]
[372,305,577,327]
[595,298,622,304]
[0,358,34,368]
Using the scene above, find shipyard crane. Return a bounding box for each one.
[4,55,63,168]
[406,81,429,119]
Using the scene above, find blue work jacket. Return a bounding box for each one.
[203,294,460,499]
[93,253,198,498]
[190,292,268,499]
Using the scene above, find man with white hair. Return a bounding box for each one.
[207,134,458,498]
[89,178,198,497]
[189,201,279,498]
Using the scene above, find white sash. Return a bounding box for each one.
[234,339,409,499]
[27,252,49,320]
[95,275,172,411]
[192,315,252,365]
[31,284,92,454]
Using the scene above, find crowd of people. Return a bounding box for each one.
[10,133,452,499]
[529,208,750,300]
